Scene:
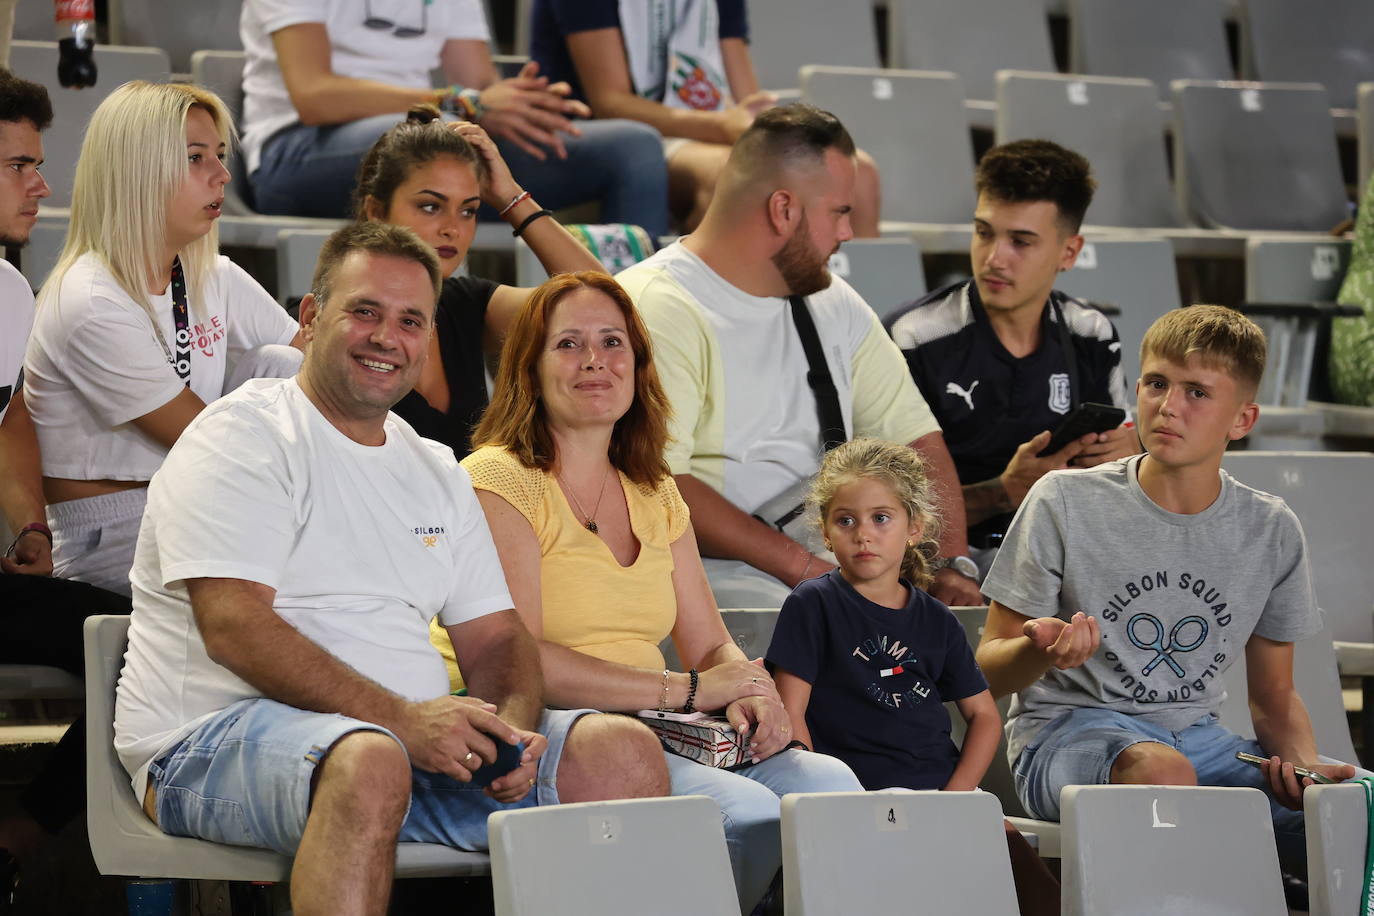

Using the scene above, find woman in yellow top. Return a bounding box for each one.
[431,270,859,913]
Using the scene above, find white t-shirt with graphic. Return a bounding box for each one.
[115,377,514,798]
[617,241,940,514]
[23,253,298,482]
[983,454,1321,764]
[0,258,33,424]
[240,0,491,174]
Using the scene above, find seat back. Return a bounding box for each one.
[0,664,83,700]
[84,615,291,880]
[1171,80,1348,232]
[828,238,926,322]
[190,50,256,216]
[1221,451,1374,650]
[888,0,1056,101]
[489,796,738,915]
[801,66,975,225]
[1069,0,1233,99]
[995,71,1181,228]
[1061,785,1286,915]
[745,0,879,91]
[275,229,334,306]
[780,791,1018,914]
[1239,0,1374,110]
[1303,782,1367,916]
[1246,238,1352,304]
[112,0,244,74]
[9,41,171,209]
[1052,237,1181,390]
[660,608,780,671]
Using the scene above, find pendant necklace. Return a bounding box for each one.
[558,465,612,533]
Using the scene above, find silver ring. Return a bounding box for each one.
[750,677,760,684]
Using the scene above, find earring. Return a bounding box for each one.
[906,539,914,548]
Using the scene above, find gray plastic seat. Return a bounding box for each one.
[1171,80,1348,232]
[0,664,83,700]
[489,796,738,916]
[1069,0,1233,100]
[995,71,1182,229]
[1239,0,1374,110]
[828,237,926,322]
[9,41,171,210]
[111,0,244,74]
[780,791,1019,915]
[85,615,490,887]
[1052,237,1181,392]
[1061,785,1286,916]
[659,608,780,671]
[744,0,880,92]
[1303,782,1367,916]
[800,66,975,237]
[887,0,1056,103]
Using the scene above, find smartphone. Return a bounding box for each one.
[1037,402,1127,456]
[1235,751,1336,784]
[469,739,525,788]
[638,709,711,723]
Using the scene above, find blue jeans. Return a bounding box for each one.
[1012,707,1368,870]
[251,115,669,237]
[148,697,593,855]
[664,747,862,912]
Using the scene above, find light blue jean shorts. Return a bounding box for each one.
[147,697,593,855]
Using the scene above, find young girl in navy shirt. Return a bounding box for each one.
[766,438,1058,915]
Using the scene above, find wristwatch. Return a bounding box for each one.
[933,555,979,580]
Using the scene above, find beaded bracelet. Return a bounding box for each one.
[683,668,700,713]
[658,668,672,711]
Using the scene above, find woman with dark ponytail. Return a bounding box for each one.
[354,108,601,456]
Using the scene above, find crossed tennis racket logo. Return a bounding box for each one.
[1126,612,1210,678]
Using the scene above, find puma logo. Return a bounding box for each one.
[946,380,979,411]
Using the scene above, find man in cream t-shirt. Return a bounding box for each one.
[619,104,982,609]
[114,223,667,914]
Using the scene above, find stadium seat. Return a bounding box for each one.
[1068,0,1233,101]
[1238,0,1374,111]
[488,796,738,916]
[659,608,781,671]
[0,664,82,701]
[887,0,1057,104]
[1171,80,1348,232]
[111,0,243,75]
[994,71,1182,229]
[1051,237,1181,391]
[800,65,975,253]
[84,616,491,894]
[745,0,880,93]
[780,791,1019,915]
[1303,782,1367,916]
[275,228,333,306]
[9,41,171,210]
[1246,238,1352,305]
[1061,786,1287,915]
[828,237,926,322]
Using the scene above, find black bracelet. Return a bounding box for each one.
[512,208,553,237]
[683,668,700,713]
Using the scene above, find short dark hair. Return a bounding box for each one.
[975,139,1096,233]
[0,69,52,131]
[729,103,856,176]
[311,221,442,307]
[352,104,487,220]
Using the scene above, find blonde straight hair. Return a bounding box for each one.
[38,81,234,323]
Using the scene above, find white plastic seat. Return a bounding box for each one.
[488,795,738,916]
[745,0,879,92]
[1238,0,1374,111]
[780,790,1018,915]
[111,0,244,74]
[1068,0,1233,100]
[84,616,490,888]
[1303,781,1368,916]
[828,238,926,322]
[1061,785,1286,915]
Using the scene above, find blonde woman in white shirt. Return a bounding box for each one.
[24,81,301,595]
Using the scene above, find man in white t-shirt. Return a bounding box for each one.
[618,104,983,609]
[0,66,132,902]
[114,223,668,915]
[241,0,669,235]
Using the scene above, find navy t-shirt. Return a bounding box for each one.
[530,0,750,102]
[766,570,988,790]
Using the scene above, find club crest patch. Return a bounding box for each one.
[1048,373,1071,414]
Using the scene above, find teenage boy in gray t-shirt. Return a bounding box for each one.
[977,305,1356,866]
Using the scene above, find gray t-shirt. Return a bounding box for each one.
[983,454,1320,764]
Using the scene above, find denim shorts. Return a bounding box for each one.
[148,697,593,855]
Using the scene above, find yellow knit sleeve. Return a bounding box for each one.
[654,474,691,542]
[459,446,547,526]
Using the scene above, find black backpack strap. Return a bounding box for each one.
[788,295,848,451]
